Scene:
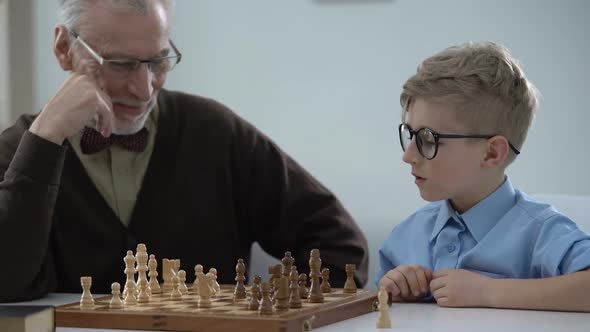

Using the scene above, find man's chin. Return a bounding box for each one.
[112,115,148,135]
[112,105,154,135]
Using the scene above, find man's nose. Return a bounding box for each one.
[128,63,154,101]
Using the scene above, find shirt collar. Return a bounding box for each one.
[429,177,517,243]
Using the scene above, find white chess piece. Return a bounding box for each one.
[109,282,123,308]
[124,282,137,305]
[206,270,217,296]
[195,265,211,308]
[148,254,161,294]
[178,270,189,295]
[80,276,95,309]
[376,286,392,328]
[123,250,136,298]
[209,267,221,294]
[135,244,151,299]
[170,273,183,300]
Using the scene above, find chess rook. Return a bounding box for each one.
[80,276,95,309]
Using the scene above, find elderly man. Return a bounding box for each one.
[0,0,368,302]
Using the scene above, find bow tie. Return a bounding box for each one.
[80,127,149,154]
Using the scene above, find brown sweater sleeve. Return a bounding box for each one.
[228,112,369,287]
[0,118,66,301]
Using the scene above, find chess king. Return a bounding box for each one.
[0,0,369,302]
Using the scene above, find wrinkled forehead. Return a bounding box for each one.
[77,1,170,56]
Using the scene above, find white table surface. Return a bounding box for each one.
[3,293,590,332]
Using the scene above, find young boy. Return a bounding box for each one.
[377,42,590,311]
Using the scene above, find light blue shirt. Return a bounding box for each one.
[377,178,590,292]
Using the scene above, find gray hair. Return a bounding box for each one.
[57,0,175,32]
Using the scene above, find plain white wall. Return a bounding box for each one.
[31,0,590,287]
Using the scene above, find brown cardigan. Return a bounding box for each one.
[0,89,368,302]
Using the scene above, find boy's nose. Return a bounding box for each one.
[402,138,420,164]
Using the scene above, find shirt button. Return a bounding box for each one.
[447,244,456,253]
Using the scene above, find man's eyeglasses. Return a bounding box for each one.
[71,31,182,76]
[398,123,520,160]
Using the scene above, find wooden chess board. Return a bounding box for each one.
[55,285,378,332]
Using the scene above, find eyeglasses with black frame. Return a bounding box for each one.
[398,123,520,160]
[71,30,182,76]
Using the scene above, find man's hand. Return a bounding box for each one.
[30,61,113,145]
[379,265,433,302]
[430,269,492,307]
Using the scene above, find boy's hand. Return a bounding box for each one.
[379,265,433,302]
[430,269,491,307]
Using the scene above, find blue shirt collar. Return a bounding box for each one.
[429,177,517,243]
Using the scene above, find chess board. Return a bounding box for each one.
[56,285,378,332]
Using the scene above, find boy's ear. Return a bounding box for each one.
[482,136,510,168]
[54,25,74,71]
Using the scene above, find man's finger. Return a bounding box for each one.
[95,90,113,137]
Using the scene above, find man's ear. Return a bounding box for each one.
[54,25,74,71]
[482,135,510,168]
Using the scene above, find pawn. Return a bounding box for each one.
[209,268,221,294]
[109,282,123,309]
[320,268,331,293]
[148,254,161,294]
[298,273,308,299]
[247,280,261,310]
[376,286,392,328]
[206,270,217,296]
[258,282,273,315]
[124,282,137,305]
[137,278,150,303]
[253,275,262,300]
[343,264,357,293]
[170,274,183,300]
[80,276,95,309]
[195,265,212,308]
[178,270,189,295]
[288,266,302,308]
[193,264,201,295]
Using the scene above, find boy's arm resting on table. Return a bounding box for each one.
[488,268,590,312]
[430,268,590,312]
[0,124,65,302]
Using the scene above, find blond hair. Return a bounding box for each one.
[400,41,539,164]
